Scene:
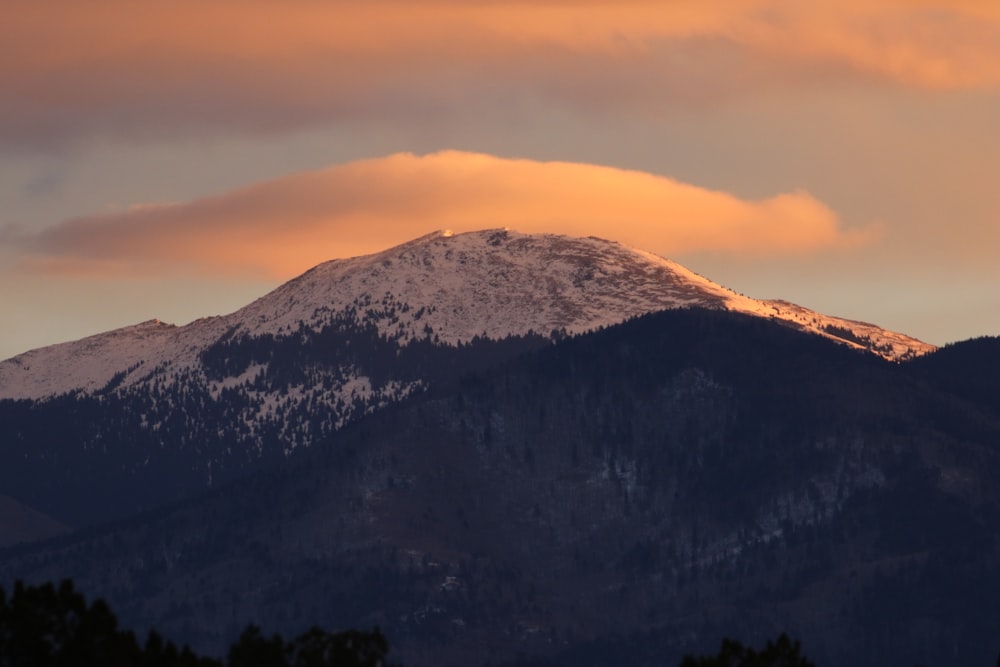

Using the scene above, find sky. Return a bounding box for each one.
[2,0,999,360]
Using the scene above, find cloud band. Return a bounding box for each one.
[13,151,871,279]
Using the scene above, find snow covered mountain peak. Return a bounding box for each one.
[235,228,748,344]
[237,228,933,358]
[0,228,934,400]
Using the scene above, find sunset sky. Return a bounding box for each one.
[3,0,999,360]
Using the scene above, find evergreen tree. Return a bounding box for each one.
[680,633,814,667]
[0,580,394,667]
[227,625,287,667]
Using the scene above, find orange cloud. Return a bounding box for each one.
[3,1,999,148]
[15,151,871,279]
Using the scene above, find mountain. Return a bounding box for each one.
[1,309,996,667]
[0,229,932,401]
[0,229,935,531]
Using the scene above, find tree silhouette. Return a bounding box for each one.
[227,625,287,667]
[0,580,395,667]
[288,627,392,667]
[228,624,396,667]
[0,579,150,666]
[680,633,815,667]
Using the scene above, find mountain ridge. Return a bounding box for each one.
[0,229,934,401]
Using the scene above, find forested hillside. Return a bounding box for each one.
[3,310,998,666]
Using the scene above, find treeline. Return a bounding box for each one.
[0,578,815,667]
[0,580,394,667]
[199,311,555,390]
[7,579,996,667]
[680,635,814,667]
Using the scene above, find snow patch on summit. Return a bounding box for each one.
[233,229,748,346]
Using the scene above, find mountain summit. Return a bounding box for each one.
[0,229,932,401]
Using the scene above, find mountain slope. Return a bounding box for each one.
[1,309,994,667]
[0,496,68,548]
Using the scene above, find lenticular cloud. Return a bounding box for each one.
[17,151,872,279]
